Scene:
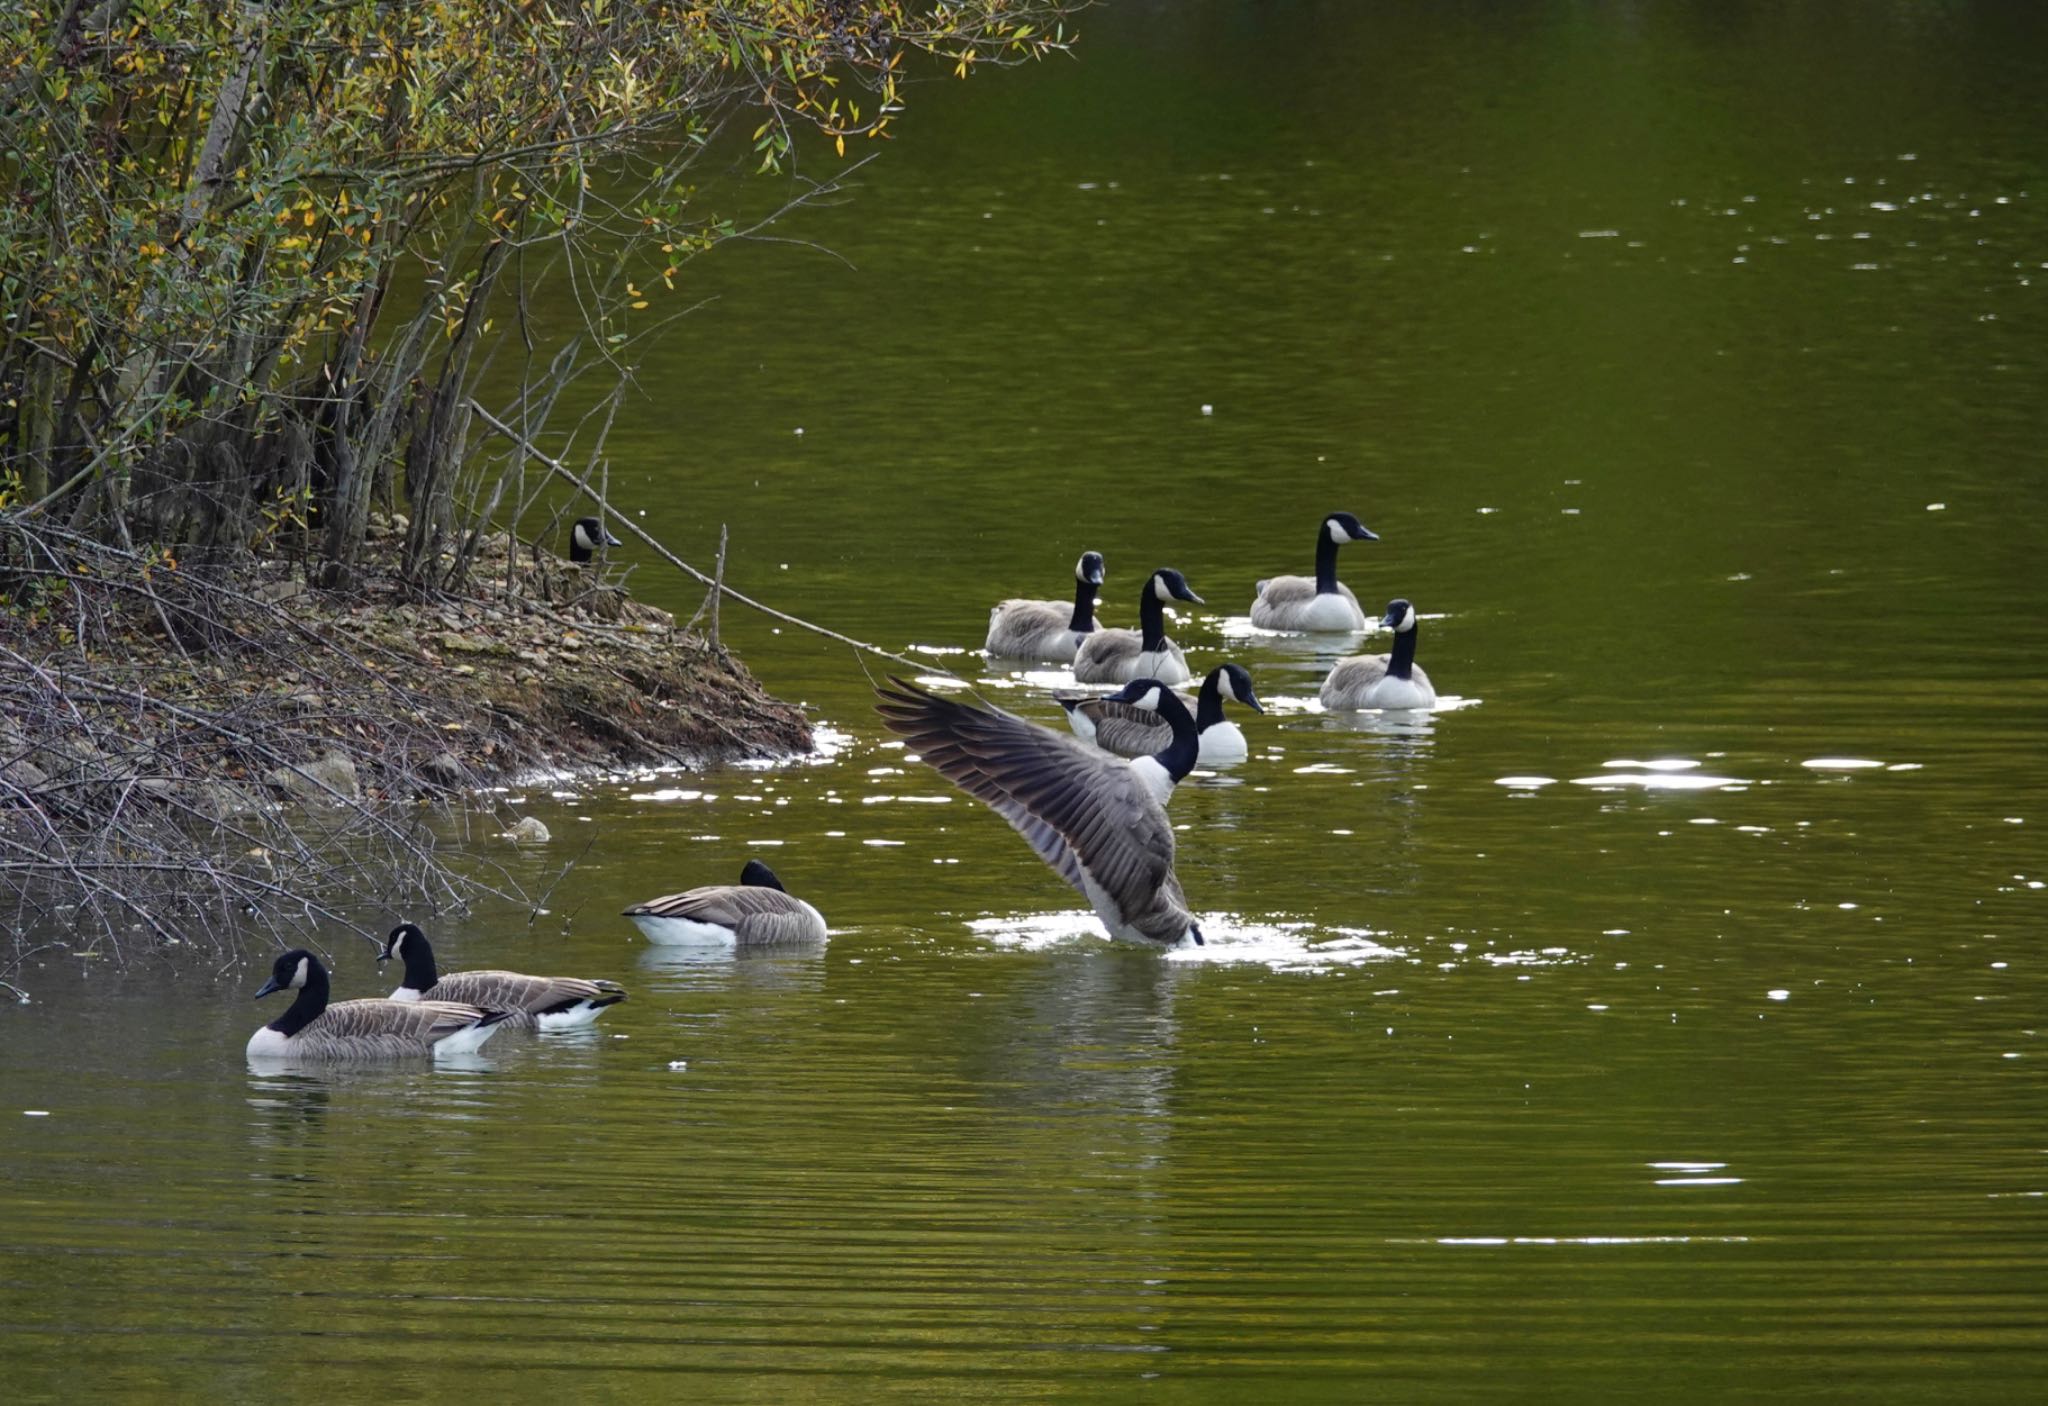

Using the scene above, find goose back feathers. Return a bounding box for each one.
[875,677,1202,947]
[379,923,627,1029]
[623,860,828,946]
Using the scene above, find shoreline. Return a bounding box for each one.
[0,514,811,956]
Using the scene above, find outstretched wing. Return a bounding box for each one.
[875,678,1176,927]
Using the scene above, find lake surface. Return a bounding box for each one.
[5,1,2047,1397]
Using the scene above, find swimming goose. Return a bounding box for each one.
[1071,567,1204,685]
[875,676,1204,947]
[248,949,508,1061]
[1320,599,1438,710]
[568,516,622,563]
[985,551,1105,662]
[622,860,828,946]
[378,923,627,1030]
[1249,511,1380,632]
[1060,662,1264,765]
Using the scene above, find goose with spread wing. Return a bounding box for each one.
[875,676,1204,947]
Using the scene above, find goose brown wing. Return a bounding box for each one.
[625,885,801,927]
[433,970,617,1019]
[313,998,488,1053]
[876,679,1177,927]
[1075,699,1172,759]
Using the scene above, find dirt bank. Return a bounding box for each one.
[0,513,810,954]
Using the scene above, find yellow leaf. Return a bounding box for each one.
[835,134,845,157]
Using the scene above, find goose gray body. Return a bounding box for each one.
[623,860,827,946]
[248,950,507,1061]
[1072,567,1203,685]
[986,551,1104,662]
[379,924,626,1029]
[876,677,1203,947]
[1320,598,1438,710]
[1249,511,1379,632]
[1060,663,1264,765]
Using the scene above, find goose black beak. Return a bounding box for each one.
[1353,525,1380,542]
[375,951,393,964]
[253,977,281,1000]
[1244,693,1266,715]
[1175,586,1206,605]
[604,531,623,547]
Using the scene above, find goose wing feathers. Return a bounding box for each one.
[986,599,1088,657]
[876,679,1179,929]
[623,886,824,944]
[430,971,624,1021]
[1072,629,1142,682]
[1253,577,1362,627]
[1254,575,1316,607]
[1068,698,1172,759]
[1320,654,1389,707]
[307,998,492,1055]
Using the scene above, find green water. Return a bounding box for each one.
[6,1,2048,1397]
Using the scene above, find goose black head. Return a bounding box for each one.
[1218,662,1265,714]
[739,859,786,891]
[569,516,623,563]
[253,949,318,1000]
[1075,551,1106,586]
[378,922,427,965]
[1149,567,1204,605]
[1382,598,1418,632]
[1326,511,1379,545]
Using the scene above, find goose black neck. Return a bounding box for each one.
[1150,687,1200,782]
[1388,622,1419,679]
[1068,576,1099,634]
[1314,530,1344,595]
[398,937,440,992]
[569,541,593,564]
[271,961,330,1036]
[1138,583,1169,650]
[1194,671,1226,730]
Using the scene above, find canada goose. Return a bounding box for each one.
[568,516,622,563]
[1249,511,1380,632]
[1072,568,1204,685]
[622,860,827,946]
[1320,599,1438,710]
[378,923,627,1029]
[1060,662,1264,765]
[875,676,1204,947]
[248,949,508,1061]
[985,551,1105,662]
